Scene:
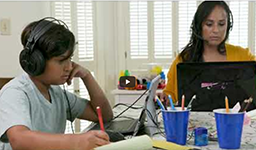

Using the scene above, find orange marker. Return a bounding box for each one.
[225,96,229,113]
[181,95,185,110]
[96,106,105,131]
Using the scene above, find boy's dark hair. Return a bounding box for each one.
[180,1,233,62]
[21,19,75,60]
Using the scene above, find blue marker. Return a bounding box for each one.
[168,95,176,110]
[155,96,165,110]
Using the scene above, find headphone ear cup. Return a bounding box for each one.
[19,49,46,76]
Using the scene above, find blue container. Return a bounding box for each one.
[194,127,208,146]
[214,109,245,149]
[162,109,189,145]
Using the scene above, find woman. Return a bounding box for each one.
[162,1,255,110]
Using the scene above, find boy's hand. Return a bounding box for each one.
[67,62,90,85]
[76,130,110,150]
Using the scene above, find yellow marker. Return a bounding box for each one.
[225,96,229,113]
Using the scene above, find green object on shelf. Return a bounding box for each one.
[124,70,130,76]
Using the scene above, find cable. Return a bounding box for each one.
[63,85,75,134]
[115,116,136,120]
[144,108,166,137]
[113,103,143,109]
[113,89,148,120]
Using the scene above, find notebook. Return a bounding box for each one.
[177,61,256,111]
[87,73,162,136]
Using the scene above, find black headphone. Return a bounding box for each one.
[19,17,68,76]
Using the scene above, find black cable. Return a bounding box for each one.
[113,103,143,109]
[113,89,148,120]
[63,85,75,134]
[115,116,136,120]
[144,108,159,127]
[144,108,166,137]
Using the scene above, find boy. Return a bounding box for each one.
[0,17,113,150]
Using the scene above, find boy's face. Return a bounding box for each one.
[39,51,73,85]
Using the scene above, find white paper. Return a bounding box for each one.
[95,135,153,150]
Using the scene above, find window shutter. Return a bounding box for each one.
[228,1,248,48]
[129,2,148,59]
[77,2,94,61]
[178,1,197,53]
[52,1,93,133]
[53,2,72,29]
[153,2,172,59]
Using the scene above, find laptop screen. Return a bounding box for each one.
[177,61,256,111]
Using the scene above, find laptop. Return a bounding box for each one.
[88,111,145,135]
[87,73,163,136]
[177,61,256,111]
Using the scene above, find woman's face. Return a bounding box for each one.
[202,5,228,47]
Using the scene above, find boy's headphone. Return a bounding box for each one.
[19,17,68,76]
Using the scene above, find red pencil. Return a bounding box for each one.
[96,106,105,131]
[181,95,185,110]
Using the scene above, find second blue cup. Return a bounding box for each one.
[214,108,245,149]
[162,108,189,145]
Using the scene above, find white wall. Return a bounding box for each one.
[94,2,118,105]
[0,2,51,77]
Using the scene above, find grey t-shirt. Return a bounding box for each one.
[0,73,88,150]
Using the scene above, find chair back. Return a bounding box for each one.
[0,78,13,90]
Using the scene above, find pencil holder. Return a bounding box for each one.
[214,109,245,149]
[162,108,189,145]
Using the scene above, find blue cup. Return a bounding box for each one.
[162,108,189,145]
[214,108,245,149]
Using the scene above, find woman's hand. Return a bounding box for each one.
[157,92,169,105]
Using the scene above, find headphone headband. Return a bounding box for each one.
[25,17,69,54]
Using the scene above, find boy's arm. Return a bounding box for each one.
[7,125,109,150]
[79,72,113,122]
[67,62,113,122]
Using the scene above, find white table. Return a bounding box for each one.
[113,105,256,150]
[111,89,162,106]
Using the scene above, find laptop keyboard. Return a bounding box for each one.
[90,119,139,134]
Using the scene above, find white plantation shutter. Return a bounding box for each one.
[52,1,93,133]
[178,1,197,53]
[75,4,94,132]
[129,2,148,59]
[77,2,94,61]
[53,2,72,29]
[153,2,172,59]
[229,1,248,48]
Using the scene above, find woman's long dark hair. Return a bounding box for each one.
[179,1,233,62]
